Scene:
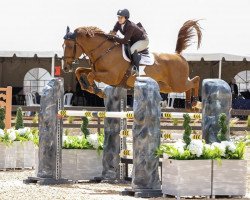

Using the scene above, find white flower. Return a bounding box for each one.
[173,140,186,155]
[18,127,31,136]
[7,128,15,135]
[204,144,212,150]
[211,142,226,156]
[8,130,16,141]
[0,129,4,137]
[87,133,99,149]
[187,140,204,157]
[63,135,69,143]
[77,135,83,140]
[221,141,236,152]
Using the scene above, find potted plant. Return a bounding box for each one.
[157,114,247,198]
[211,114,247,197]
[61,131,104,181]
[14,127,36,169]
[0,128,17,168]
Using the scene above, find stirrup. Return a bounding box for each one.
[132,65,139,76]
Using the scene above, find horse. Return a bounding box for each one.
[62,20,202,109]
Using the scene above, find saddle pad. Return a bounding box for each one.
[122,45,155,66]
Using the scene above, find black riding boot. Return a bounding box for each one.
[131,50,141,74]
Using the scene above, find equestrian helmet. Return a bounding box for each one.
[117,9,130,19]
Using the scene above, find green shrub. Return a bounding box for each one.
[81,117,90,138]
[183,114,191,146]
[15,107,24,130]
[217,113,228,142]
[173,118,179,126]
[67,116,74,124]
[32,112,38,124]
[0,107,5,130]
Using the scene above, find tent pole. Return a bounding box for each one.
[218,59,222,79]
[51,56,55,77]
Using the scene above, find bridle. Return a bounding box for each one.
[62,36,118,71]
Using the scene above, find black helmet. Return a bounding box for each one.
[117,9,130,19]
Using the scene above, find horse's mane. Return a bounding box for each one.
[75,26,106,37]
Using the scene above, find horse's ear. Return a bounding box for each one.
[66,26,70,34]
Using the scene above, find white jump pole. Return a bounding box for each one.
[58,110,202,120]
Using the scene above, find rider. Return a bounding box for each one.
[108,9,149,73]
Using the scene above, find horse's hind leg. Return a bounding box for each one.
[191,76,200,106]
[185,89,192,110]
[183,76,200,109]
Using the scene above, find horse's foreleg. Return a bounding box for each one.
[75,67,105,98]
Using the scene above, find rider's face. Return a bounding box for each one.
[118,16,126,24]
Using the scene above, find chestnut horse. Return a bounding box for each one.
[62,20,202,109]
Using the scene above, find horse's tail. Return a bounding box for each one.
[175,20,202,54]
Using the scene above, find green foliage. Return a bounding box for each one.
[63,136,92,149]
[183,114,191,146]
[67,116,74,124]
[224,141,246,159]
[15,128,33,142]
[32,128,39,146]
[0,107,5,130]
[0,131,12,145]
[81,117,90,138]
[63,133,104,150]
[156,144,193,160]
[15,107,24,130]
[217,113,228,142]
[32,113,38,124]
[156,141,246,160]
[64,129,70,136]
[172,118,179,126]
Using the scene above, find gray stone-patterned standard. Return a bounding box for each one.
[132,77,162,191]
[202,79,232,143]
[102,86,127,180]
[24,78,70,185]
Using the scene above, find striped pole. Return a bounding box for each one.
[58,110,202,120]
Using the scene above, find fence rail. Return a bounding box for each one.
[11,105,250,132]
[11,123,250,132]
[12,105,250,116]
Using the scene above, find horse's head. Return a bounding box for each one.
[62,26,83,73]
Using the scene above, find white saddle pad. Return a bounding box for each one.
[122,45,155,66]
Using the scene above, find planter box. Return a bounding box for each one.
[61,149,103,181]
[0,143,16,169]
[212,159,247,196]
[162,155,212,198]
[14,141,36,169]
[35,149,103,181]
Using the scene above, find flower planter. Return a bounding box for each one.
[61,149,103,181]
[0,143,16,169]
[162,155,212,198]
[212,159,247,196]
[35,149,103,181]
[14,141,36,169]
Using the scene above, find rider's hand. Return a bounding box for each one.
[106,34,115,40]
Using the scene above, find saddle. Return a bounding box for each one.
[123,44,154,66]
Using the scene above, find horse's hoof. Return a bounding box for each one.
[192,101,202,111]
[97,91,106,98]
[88,86,94,93]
